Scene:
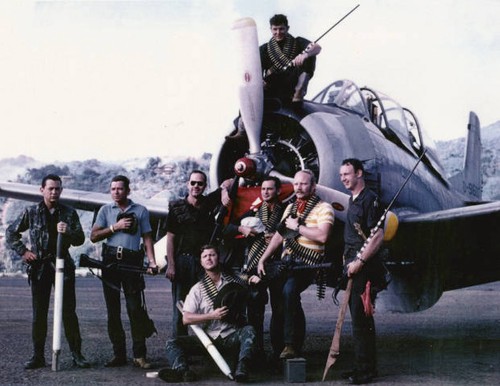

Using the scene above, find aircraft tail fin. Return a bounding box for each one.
[449,111,482,202]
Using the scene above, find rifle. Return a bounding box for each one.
[275,4,360,73]
[240,259,332,282]
[79,254,158,275]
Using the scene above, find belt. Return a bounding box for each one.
[103,244,143,260]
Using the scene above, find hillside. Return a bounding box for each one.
[0,124,498,273]
[437,120,500,200]
[0,155,211,273]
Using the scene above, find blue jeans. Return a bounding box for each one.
[270,270,316,355]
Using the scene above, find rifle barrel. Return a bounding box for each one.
[314,4,360,44]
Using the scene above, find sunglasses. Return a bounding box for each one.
[189,181,205,187]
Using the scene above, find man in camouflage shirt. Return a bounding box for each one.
[5,174,89,369]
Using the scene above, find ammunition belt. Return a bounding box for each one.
[200,273,246,306]
[283,237,324,266]
[245,202,283,271]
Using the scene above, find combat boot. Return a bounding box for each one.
[24,355,45,370]
[72,351,90,368]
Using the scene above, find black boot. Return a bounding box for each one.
[348,369,378,384]
[72,351,90,368]
[105,356,127,367]
[24,355,45,370]
[235,358,249,383]
[158,367,197,382]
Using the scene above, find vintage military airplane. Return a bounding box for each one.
[208,18,500,313]
[1,18,499,314]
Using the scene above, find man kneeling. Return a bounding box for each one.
[162,245,256,383]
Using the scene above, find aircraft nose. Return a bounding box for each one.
[234,157,256,178]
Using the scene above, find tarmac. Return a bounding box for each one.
[0,275,498,385]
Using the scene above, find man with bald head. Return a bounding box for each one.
[257,170,334,360]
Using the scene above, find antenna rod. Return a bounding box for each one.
[314,4,360,44]
[280,4,360,72]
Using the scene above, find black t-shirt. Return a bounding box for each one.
[260,35,316,102]
[343,188,383,255]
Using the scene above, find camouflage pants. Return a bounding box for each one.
[165,325,256,371]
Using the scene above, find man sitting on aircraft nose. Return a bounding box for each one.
[226,14,320,141]
[257,170,334,360]
[261,14,321,104]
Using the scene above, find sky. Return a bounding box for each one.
[0,0,499,162]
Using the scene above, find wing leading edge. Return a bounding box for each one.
[0,182,168,218]
[378,201,500,313]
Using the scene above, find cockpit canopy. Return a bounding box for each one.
[312,79,445,180]
[313,79,442,152]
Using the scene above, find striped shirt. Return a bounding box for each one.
[282,200,335,254]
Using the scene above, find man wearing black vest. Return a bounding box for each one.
[165,170,231,339]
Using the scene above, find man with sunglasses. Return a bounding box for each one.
[165,170,231,338]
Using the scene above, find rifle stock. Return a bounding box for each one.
[246,260,332,281]
[79,254,155,274]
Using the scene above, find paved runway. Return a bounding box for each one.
[0,275,498,385]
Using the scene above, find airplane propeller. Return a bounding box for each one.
[232,17,263,154]
[232,17,352,223]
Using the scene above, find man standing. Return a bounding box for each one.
[165,170,230,338]
[6,174,89,369]
[225,176,285,355]
[261,14,321,104]
[163,244,256,383]
[339,158,385,385]
[90,175,157,369]
[257,170,334,360]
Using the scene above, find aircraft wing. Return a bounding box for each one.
[379,201,500,313]
[0,181,168,217]
[0,181,170,268]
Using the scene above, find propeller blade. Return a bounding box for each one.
[270,171,350,223]
[232,17,263,154]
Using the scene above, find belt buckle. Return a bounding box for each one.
[116,246,123,260]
